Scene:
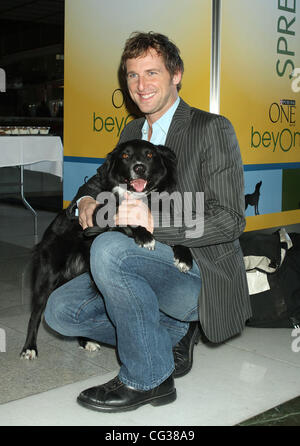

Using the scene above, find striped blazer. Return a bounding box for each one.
[70,98,252,343]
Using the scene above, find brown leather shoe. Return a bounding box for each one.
[173,321,201,378]
[77,374,176,412]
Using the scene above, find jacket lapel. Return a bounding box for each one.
[165,98,191,147]
[119,117,145,142]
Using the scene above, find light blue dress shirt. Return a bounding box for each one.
[141,96,180,145]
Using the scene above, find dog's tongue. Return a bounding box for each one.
[130,179,147,192]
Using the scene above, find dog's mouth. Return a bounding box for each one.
[129,178,148,193]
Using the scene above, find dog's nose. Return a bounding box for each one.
[133,164,146,175]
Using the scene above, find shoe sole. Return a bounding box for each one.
[77,389,177,413]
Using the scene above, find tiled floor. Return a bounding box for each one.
[0,201,300,426]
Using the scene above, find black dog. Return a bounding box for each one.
[21,140,193,359]
[245,181,262,215]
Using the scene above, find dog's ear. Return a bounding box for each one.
[103,146,118,165]
[156,145,176,162]
[95,146,118,188]
[155,145,177,192]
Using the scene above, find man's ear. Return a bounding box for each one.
[172,70,182,87]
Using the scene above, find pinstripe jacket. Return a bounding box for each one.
[70,98,252,343]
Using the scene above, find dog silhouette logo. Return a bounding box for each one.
[245,181,262,215]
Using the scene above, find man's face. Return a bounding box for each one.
[126,49,181,123]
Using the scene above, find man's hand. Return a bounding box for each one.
[77,196,98,229]
[114,193,154,234]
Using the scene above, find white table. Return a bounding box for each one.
[0,136,63,241]
[0,136,63,177]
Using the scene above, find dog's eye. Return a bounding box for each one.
[122,153,129,159]
[146,152,153,159]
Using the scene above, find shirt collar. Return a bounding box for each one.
[142,96,180,140]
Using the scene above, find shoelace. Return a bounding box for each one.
[104,376,123,391]
[173,345,185,365]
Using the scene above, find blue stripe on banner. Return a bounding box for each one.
[63,157,300,203]
[63,158,105,202]
[64,158,300,171]
[64,156,106,164]
[244,163,300,171]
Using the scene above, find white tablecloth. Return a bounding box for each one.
[0,136,63,178]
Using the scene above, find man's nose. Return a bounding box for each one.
[137,76,146,91]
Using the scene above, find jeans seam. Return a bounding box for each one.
[116,249,200,279]
[75,294,100,322]
[181,304,199,322]
[119,367,174,391]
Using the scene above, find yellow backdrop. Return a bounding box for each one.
[220,0,300,230]
[64,0,211,205]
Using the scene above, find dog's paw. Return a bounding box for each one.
[79,341,101,352]
[20,349,38,360]
[133,227,155,250]
[172,245,193,273]
[174,258,192,273]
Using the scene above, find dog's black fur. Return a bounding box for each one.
[21,139,193,359]
[245,181,262,215]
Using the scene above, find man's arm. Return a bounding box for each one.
[66,163,108,226]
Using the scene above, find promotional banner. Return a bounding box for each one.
[64,0,211,205]
[220,0,300,230]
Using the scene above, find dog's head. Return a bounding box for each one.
[256,181,262,191]
[102,139,177,197]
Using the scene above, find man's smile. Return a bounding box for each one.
[139,92,156,100]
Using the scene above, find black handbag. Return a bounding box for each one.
[240,229,300,329]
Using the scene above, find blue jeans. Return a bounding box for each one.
[44,231,201,390]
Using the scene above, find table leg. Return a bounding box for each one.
[19,165,38,243]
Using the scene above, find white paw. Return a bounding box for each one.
[174,258,191,273]
[80,341,101,352]
[21,349,37,360]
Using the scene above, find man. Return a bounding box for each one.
[44,32,251,412]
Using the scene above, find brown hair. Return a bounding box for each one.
[120,32,184,91]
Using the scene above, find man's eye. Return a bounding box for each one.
[127,73,137,80]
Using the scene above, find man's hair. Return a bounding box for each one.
[120,32,184,91]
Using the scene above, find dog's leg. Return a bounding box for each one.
[172,245,193,273]
[20,299,47,360]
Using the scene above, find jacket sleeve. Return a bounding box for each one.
[153,116,246,247]
[66,163,108,217]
